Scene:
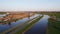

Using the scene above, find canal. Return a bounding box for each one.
[24,15,50,34]
[0,14,41,33]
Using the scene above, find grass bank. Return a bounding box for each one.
[43,12,60,34]
[48,13,60,34]
[15,16,43,34]
[0,12,7,14]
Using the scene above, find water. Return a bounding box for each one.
[0,14,6,18]
[0,14,40,33]
[25,15,49,34]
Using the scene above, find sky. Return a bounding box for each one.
[0,0,60,11]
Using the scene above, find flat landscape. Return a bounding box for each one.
[39,12,60,34]
[0,12,60,34]
[0,0,60,34]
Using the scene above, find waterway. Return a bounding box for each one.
[25,15,49,34]
[0,14,41,33]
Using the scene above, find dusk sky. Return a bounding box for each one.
[0,0,60,11]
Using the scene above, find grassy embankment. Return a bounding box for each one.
[15,15,43,34]
[39,12,60,18]
[48,12,60,34]
[0,12,7,14]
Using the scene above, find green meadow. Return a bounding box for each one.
[47,12,60,34]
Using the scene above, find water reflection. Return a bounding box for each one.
[25,15,50,34]
[0,14,6,18]
[0,14,41,33]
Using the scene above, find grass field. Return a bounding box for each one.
[48,12,60,34]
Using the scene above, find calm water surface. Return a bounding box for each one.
[0,14,40,33]
[25,15,49,34]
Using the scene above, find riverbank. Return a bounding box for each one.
[0,12,35,24]
[48,12,60,34]
[0,14,41,34]
[15,15,43,34]
[48,19,60,34]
